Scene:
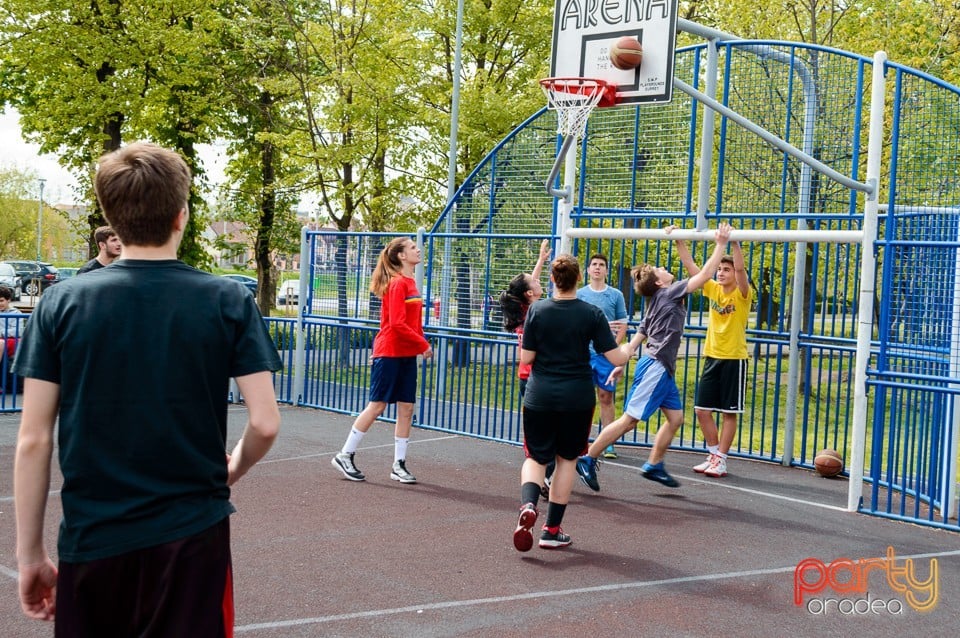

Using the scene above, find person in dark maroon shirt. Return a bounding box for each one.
[331,236,433,484]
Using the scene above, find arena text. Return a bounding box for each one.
[557,0,672,31]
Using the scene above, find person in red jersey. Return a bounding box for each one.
[331,236,433,484]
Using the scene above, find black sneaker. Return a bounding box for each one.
[390,460,417,484]
[513,503,538,552]
[642,462,680,488]
[332,452,365,481]
[539,527,572,549]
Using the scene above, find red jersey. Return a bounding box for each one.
[371,275,430,358]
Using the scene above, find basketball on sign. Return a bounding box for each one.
[814,449,844,478]
[609,36,643,71]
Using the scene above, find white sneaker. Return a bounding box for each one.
[704,455,728,478]
[693,454,717,473]
[390,460,417,484]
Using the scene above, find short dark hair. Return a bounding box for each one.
[588,253,608,268]
[93,225,117,245]
[720,255,734,266]
[0,285,12,301]
[94,142,191,247]
[551,254,580,292]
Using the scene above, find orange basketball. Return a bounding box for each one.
[814,449,844,478]
[609,36,643,71]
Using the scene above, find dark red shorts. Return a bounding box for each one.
[55,517,234,638]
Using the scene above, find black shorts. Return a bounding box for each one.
[369,356,417,404]
[522,406,595,464]
[694,357,747,413]
[55,518,233,638]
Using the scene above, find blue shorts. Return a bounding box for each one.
[623,356,682,421]
[369,356,418,404]
[590,352,618,392]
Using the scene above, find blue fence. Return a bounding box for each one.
[3,39,958,534]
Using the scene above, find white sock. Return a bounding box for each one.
[707,445,719,456]
[342,427,365,455]
[394,437,409,463]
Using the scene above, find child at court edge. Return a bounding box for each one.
[576,223,733,491]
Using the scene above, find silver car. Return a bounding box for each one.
[0,263,22,301]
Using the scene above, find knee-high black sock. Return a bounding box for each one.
[545,502,567,529]
[521,482,541,507]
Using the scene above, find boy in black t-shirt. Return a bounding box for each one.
[13,143,282,635]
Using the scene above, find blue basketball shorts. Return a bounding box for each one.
[623,356,682,422]
[369,356,418,404]
[590,352,618,392]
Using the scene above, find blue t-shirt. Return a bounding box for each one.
[577,284,627,354]
[14,260,282,562]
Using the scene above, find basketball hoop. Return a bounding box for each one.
[540,77,616,139]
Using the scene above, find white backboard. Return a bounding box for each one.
[549,0,679,105]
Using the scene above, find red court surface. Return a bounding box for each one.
[2,405,959,637]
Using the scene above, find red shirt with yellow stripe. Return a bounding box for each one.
[371,275,430,358]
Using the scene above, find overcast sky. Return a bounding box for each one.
[0,109,79,205]
[0,108,230,206]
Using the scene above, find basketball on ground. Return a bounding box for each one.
[814,449,844,477]
[609,36,643,71]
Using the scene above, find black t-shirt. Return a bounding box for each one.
[521,297,619,411]
[76,257,105,274]
[14,259,282,562]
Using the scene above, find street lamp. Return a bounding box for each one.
[36,178,45,261]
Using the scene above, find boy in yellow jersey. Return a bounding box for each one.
[675,232,751,477]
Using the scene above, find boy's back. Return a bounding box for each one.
[15,259,280,561]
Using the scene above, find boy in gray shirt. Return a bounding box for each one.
[576,223,732,490]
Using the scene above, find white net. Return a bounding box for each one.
[540,78,612,139]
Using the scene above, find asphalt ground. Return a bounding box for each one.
[2,405,959,637]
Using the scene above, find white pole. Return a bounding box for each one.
[565,227,863,244]
[946,226,960,519]
[36,178,45,261]
[558,136,578,255]
[293,225,308,405]
[694,40,719,230]
[847,51,886,512]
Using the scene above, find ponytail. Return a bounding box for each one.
[370,237,411,297]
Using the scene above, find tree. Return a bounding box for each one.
[0,0,232,267]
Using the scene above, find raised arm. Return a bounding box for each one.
[731,240,750,298]
[531,239,551,281]
[686,223,732,293]
[667,225,699,276]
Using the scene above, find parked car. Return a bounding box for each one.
[277,279,300,305]
[4,260,60,296]
[220,274,257,296]
[0,263,22,301]
[58,267,80,280]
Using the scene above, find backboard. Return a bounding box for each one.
[549,0,678,105]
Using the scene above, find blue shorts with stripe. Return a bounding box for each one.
[623,356,682,422]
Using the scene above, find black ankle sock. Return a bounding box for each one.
[521,482,541,507]
[545,502,566,528]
